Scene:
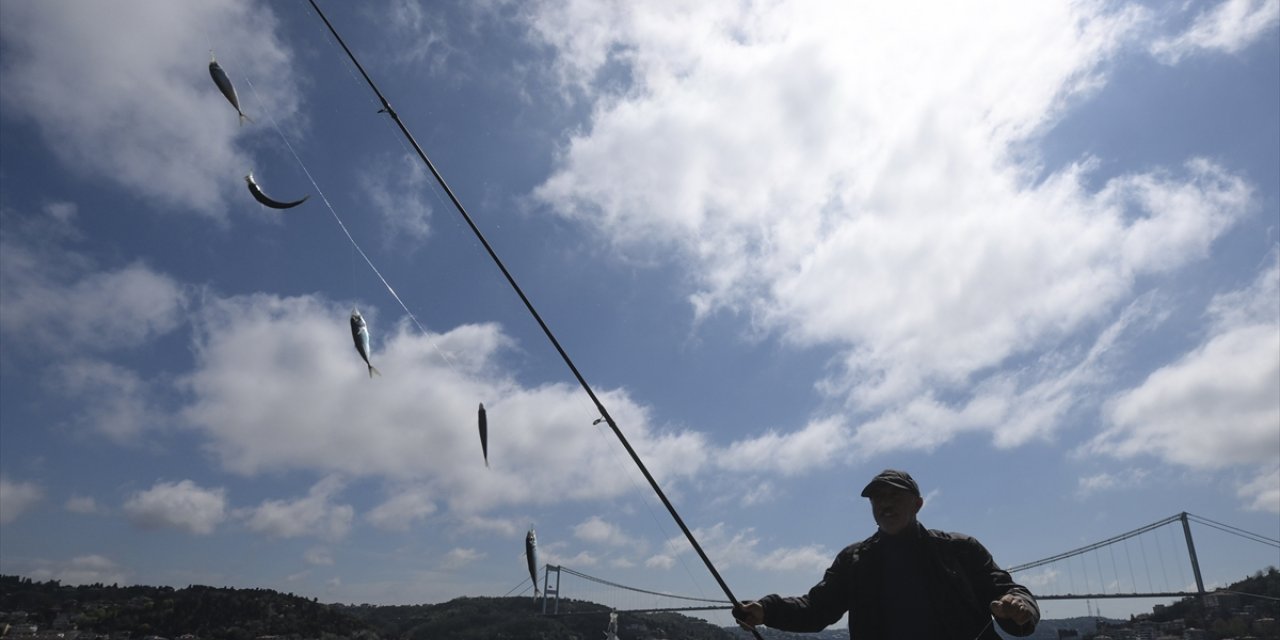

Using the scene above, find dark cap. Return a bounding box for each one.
[860,469,920,497]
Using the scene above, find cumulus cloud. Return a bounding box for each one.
[358,153,435,246]
[0,477,44,524]
[740,481,779,507]
[51,359,168,441]
[240,476,354,541]
[123,479,227,534]
[1151,0,1280,64]
[458,514,523,538]
[440,547,484,570]
[1237,465,1280,514]
[718,417,852,475]
[0,206,187,356]
[573,515,637,547]
[304,546,335,566]
[25,555,129,587]
[368,0,457,71]
[1076,468,1152,498]
[1084,258,1280,509]
[66,495,107,515]
[0,0,299,216]
[181,292,710,512]
[847,291,1170,455]
[527,0,1255,457]
[366,487,437,532]
[648,522,830,573]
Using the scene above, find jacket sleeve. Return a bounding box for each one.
[958,537,1040,637]
[758,549,853,632]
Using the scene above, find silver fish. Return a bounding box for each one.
[245,173,309,210]
[349,309,380,377]
[208,52,250,125]
[478,403,489,468]
[525,528,539,600]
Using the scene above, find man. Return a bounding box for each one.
[734,469,1039,639]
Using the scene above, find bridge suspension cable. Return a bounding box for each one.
[1008,512,1278,603]
[1185,513,1280,547]
[541,565,732,616]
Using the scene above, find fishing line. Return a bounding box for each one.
[305,2,758,634]
[262,27,691,599]
[241,74,464,377]
[587,416,722,605]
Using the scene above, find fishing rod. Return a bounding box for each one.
[305,2,762,636]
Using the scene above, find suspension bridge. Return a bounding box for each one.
[511,512,1278,618]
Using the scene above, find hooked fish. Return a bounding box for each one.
[525,528,539,600]
[246,173,309,210]
[349,309,381,377]
[478,403,489,468]
[208,52,250,125]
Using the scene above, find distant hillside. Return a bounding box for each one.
[3,568,1276,639]
[0,575,371,640]
[0,576,731,639]
[342,596,734,639]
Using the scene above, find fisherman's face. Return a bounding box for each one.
[867,487,923,536]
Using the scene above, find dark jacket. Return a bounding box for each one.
[758,522,1038,639]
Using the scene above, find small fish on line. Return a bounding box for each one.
[350,309,381,378]
[478,403,489,468]
[245,173,309,210]
[525,528,539,601]
[208,52,251,125]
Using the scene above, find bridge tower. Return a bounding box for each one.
[541,564,562,615]
[1179,512,1207,621]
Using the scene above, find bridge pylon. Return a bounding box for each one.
[542,564,562,615]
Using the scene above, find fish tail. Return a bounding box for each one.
[238,111,252,125]
[368,364,381,378]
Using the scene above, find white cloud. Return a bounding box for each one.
[1076,468,1152,498]
[0,0,299,216]
[123,479,227,535]
[1087,261,1279,465]
[543,548,600,569]
[358,153,435,246]
[1151,0,1280,64]
[645,554,675,570]
[440,547,484,570]
[51,359,167,441]
[0,477,44,524]
[573,515,636,547]
[0,220,187,355]
[718,417,852,475]
[851,292,1171,455]
[759,544,834,574]
[366,487,437,532]
[367,0,457,71]
[1015,566,1061,590]
[1083,259,1280,510]
[458,514,522,538]
[1237,465,1280,514]
[66,495,107,515]
[26,555,129,587]
[305,546,335,566]
[240,476,354,541]
[740,481,779,507]
[527,1,1254,458]
[648,522,829,573]
[181,292,710,512]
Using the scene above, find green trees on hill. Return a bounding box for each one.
[0,577,733,639]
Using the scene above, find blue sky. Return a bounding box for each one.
[1,0,1277,626]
